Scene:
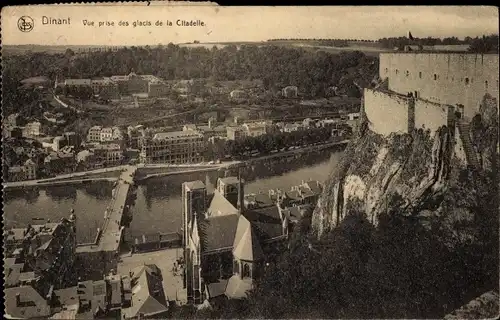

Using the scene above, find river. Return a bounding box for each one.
[3,148,343,243]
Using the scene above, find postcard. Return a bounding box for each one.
[2,4,499,320]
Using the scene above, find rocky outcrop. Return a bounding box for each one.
[444,291,499,320]
[312,126,454,237]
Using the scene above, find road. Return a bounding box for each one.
[3,166,125,190]
[245,139,350,163]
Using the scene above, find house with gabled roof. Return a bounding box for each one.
[121,264,169,319]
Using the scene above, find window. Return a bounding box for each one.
[485,81,489,89]
[434,74,438,80]
[419,72,422,79]
[465,77,470,85]
[405,70,410,77]
[384,68,388,73]
[395,69,399,75]
[243,263,250,278]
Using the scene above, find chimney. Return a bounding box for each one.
[208,118,213,129]
[16,293,21,307]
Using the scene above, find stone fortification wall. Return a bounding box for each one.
[363,88,411,136]
[414,99,454,134]
[379,53,499,120]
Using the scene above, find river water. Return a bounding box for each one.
[4,149,343,243]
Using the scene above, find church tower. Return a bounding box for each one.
[187,213,203,304]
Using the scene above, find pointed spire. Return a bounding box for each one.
[191,211,200,245]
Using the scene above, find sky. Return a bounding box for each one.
[2,5,498,46]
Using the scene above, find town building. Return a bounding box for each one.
[242,122,268,138]
[91,77,120,99]
[182,176,288,305]
[4,265,154,320]
[92,143,123,167]
[279,204,315,234]
[317,118,341,129]
[126,72,149,94]
[44,150,76,175]
[100,127,113,142]
[184,119,227,140]
[110,75,130,94]
[43,112,66,125]
[347,112,361,121]
[230,90,248,100]
[87,126,124,143]
[3,126,23,139]
[64,132,81,149]
[226,126,247,141]
[22,121,43,137]
[147,77,170,98]
[282,85,298,98]
[6,113,22,127]
[281,180,323,207]
[87,126,103,142]
[127,125,145,149]
[52,136,67,152]
[77,149,100,170]
[7,159,38,182]
[62,79,93,97]
[281,122,303,133]
[121,265,169,319]
[139,130,205,164]
[4,216,77,290]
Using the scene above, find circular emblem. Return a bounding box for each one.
[18,16,34,32]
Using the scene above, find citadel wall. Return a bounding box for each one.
[414,99,454,134]
[364,88,455,137]
[363,88,411,136]
[379,53,499,120]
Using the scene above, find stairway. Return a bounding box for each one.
[456,121,480,168]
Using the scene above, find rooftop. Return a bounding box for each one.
[232,215,264,261]
[218,176,240,185]
[123,264,168,319]
[64,79,92,86]
[4,286,51,319]
[225,275,253,300]
[200,214,239,253]
[153,130,202,140]
[183,180,205,191]
[243,205,284,241]
[207,189,239,217]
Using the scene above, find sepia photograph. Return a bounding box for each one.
[1,4,499,319]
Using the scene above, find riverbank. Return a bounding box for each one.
[4,146,344,244]
[2,139,349,190]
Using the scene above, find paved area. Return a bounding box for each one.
[117,248,187,305]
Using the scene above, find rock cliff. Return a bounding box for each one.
[312,110,496,238]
